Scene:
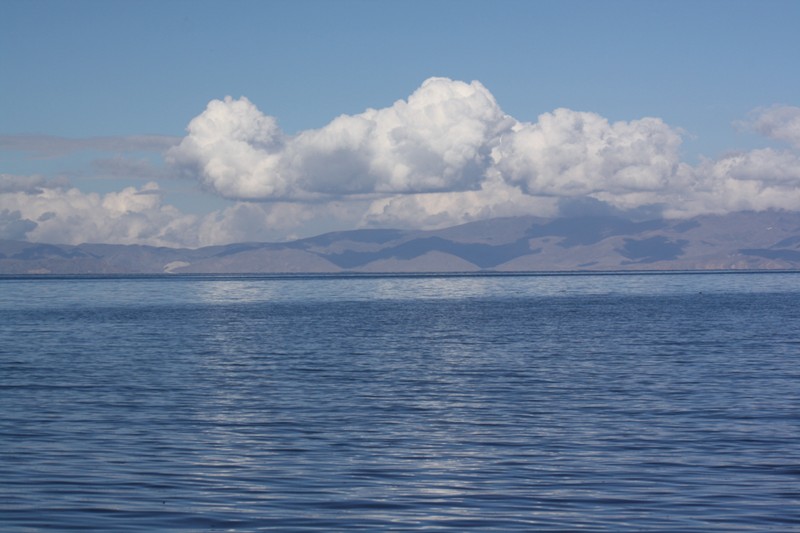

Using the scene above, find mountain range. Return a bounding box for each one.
[3,210,800,275]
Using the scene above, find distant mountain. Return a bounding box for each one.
[3,211,800,274]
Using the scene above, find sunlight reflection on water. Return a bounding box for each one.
[3,272,800,310]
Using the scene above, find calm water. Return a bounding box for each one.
[1,273,799,531]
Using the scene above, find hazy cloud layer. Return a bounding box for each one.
[0,174,69,194]
[90,156,171,181]
[0,134,180,158]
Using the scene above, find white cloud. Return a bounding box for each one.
[0,179,200,246]
[0,175,351,247]
[704,148,800,184]
[362,172,556,229]
[193,201,357,245]
[6,78,800,246]
[492,109,687,199]
[359,99,800,223]
[290,77,513,195]
[746,105,800,149]
[166,96,288,199]
[166,77,710,226]
[143,83,800,239]
[662,148,800,216]
[167,78,514,200]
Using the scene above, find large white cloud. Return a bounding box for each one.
[163,79,800,233]
[492,109,687,198]
[166,96,287,199]
[290,77,513,195]
[167,78,696,210]
[167,78,514,200]
[165,77,709,222]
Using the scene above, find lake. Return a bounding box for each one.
[1,272,799,531]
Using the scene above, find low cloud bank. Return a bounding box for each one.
[0,175,342,247]
[0,177,195,246]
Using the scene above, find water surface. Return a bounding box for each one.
[1,273,799,530]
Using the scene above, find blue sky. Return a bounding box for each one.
[2,0,800,246]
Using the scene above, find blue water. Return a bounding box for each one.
[1,273,799,531]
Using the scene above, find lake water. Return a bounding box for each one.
[1,273,799,531]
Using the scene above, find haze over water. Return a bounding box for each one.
[1,273,799,531]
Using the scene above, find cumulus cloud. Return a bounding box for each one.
[290,78,513,195]
[361,172,556,229]
[163,79,800,231]
[166,96,287,199]
[0,179,197,246]
[745,105,800,149]
[167,78,514,200]
[0,175,347,247]
[492,109,688,198]
[662,148,800,217]
[168,78,697,214]
[195,200,368,244]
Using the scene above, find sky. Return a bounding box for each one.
[2,0,800,247]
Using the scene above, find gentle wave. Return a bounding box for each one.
[1,274,799,530]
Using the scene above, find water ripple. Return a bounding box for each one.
[1,274,799,530]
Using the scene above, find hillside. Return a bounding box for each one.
[3,211,800,274]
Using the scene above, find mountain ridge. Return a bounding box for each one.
[3,211,800,274]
